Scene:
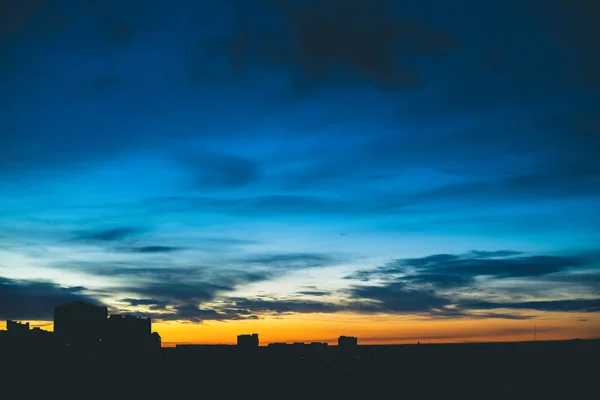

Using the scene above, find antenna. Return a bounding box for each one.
[534,324,537,341]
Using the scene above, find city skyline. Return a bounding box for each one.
[0,300,583,347]
[1,0,599,345]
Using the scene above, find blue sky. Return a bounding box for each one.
[1,0,599,337]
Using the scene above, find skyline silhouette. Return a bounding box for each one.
[1,300,599,398]
[1,300,597,347]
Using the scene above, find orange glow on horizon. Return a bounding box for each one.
[5,312,599,347]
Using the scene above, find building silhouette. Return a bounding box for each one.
[267,342,288,349]
[6,320,30,336]
[52,301,160,352]
[105,314,152,351]
[237,333,259,348]
[338,335,358,350]
[309,342,328,350]
[53,301,107,348]
[151,332,162,349]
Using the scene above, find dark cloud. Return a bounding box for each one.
[348,281,451,313]
[63,264,198,279]
[56,261,270,297]
[468,250,522,258]
[0,276,101,320]
[542,272,600,291]
[214,0,460,92]
[461,298,600,313]
[403,273,476,290]
[158,304,243,323]
[54,257,347,321]
[225,298,343,315]
[475,313,536,321]
[120,298,168,307]
[344,255,456,281]
[341,250,600,319]
[125,245,183,253]
[127,281,230,303]
[297,290,331,297]
[72,227,142,242]
[350,252,592,283]
[410,255,588,279]
[399,254,461,269]
[242,253,337,269]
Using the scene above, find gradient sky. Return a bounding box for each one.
[1,0,599,345]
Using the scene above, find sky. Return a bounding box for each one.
[1,0,599,346]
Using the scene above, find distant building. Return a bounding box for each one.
[7,320,30,336]
[237,333,259,348]
[53,301,108,347]
[106,314,151,349]
[338,336,358,349]
[151,332,161,349]
[267,342,289,349]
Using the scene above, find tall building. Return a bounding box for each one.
[237,333,259,348]
[338,335,358,349]
[53,301,108,346]
[6,320,30,336]
[53,301,160,352]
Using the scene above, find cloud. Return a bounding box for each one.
[0,276,102,320]
[461,298,600,313]
[403,273,476,290]
[542,271,600,291]
[120,298,168,307]
[62,264,198,279]
[410,255,588,278]
[241,253,338,269]
[348,281,451,313]
[125,281,231,303]
[52,254,343,322]
[72,227,143,242]
[348,251,592,283]
[212,0,460,92]
[297,290,331,297]
[125,245,183,253]
[467,250,522,258]
[56,261,271,301]
[224,298,343,315]
[340,249,600,319]
[156,304,246,323]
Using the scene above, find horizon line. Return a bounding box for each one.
[161,337,599,348]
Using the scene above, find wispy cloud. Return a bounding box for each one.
[71,227,143,242]
[460,298,600,313]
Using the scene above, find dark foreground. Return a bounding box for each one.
[2,339,598,398]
